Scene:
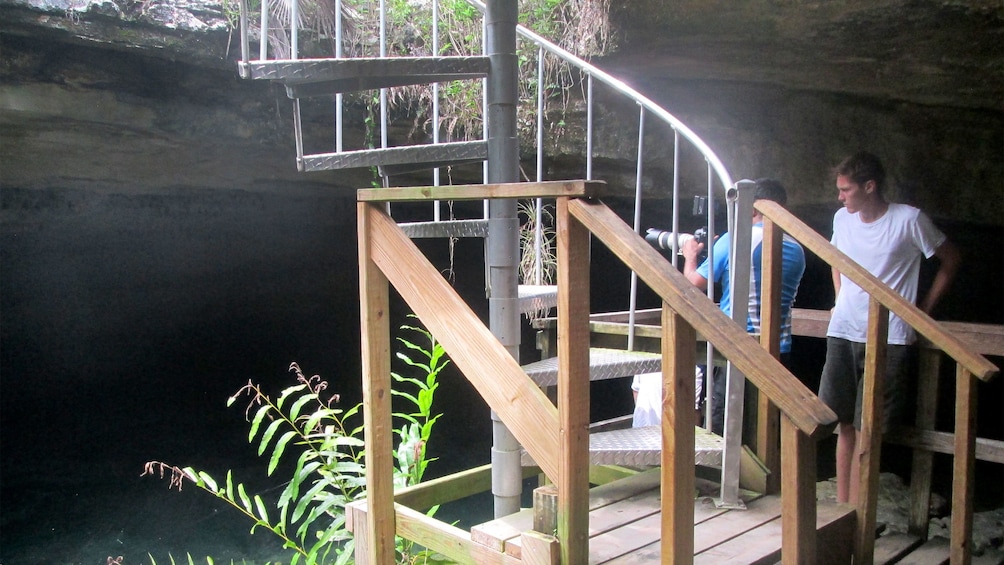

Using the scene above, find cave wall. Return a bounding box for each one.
[1,3,1002,560]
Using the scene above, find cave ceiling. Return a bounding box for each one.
[2,0,1002,111]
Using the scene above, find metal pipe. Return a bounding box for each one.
[257,0,266,60]
[535,45,545,284]
[627,104,645,351]
[670,128,680,266]
[586,73,593,180]
[704,161,716,429]
[290,0,298,59]
[433,0,441,219]
[239,0,249,66]
[485,0,521,519]
[335,0,343,152]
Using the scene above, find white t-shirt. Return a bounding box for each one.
[827,203,946,345]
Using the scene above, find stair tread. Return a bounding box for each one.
[518,284,557,315]
[300,141,486,172]
[398,219,489,239]
[521,425,723,468]
[239,56,490,89]
[521,347,661,387]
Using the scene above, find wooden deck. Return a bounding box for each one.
[470,468,856,564]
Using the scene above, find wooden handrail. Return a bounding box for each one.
[567,198,838,439]
[361,203,562,481]
[755,200,999,381]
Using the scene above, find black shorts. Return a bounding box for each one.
[818,337,913,431]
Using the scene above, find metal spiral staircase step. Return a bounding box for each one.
[398,219,489,239]
[521,425,724,467]
[521,347,661,387]
[299,140,486,172]
[238,56,490,95]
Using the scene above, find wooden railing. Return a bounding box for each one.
[754,199,999,565]
[355,180,843,564]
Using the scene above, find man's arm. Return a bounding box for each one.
[681,239,709,291]
[918,239,961,315]
[831,266,841,306]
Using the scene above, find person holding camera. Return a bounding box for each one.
[632,178,806,433]
[818,152,960,504]
[681,178,806,435]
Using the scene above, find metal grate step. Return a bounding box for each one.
[518,284,557,315]
[238,56,490,95]
[521,347,661,387]
[520,425,724,467]
[299,140,486,172]
[399,219,489,239]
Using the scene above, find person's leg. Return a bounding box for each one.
[836,422,857,503]
[711,365,726,436]
[818,338,862,503]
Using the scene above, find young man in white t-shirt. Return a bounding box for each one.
[819,151,960,504]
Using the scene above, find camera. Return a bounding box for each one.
[644,227,708,253]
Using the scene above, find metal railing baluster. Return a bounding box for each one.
[627,104,645,351]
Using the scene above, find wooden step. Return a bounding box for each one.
[521,347,660,387]
[238,56,490,94]
[299,140,486,172]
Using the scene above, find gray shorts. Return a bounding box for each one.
[818,337,914,431]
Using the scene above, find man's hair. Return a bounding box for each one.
[835,151,886,193]
[753,178,787,206]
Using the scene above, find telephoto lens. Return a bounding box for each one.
[644,228,695,252]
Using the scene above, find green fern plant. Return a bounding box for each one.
[145,323,451,565]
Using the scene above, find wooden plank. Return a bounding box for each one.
[951,366,977,565]
[781,416,817,565]
[662,306,697,563]
[520,531,560,565]
[896,536,950,565]
[756,200,997,381]
[394,503,522,565]
[740,444,770,494]
[910,348,941,539]
[470,468,664,558]
[874,533,926,564]
[758,217,783,495]
[394,464,541,511]
[790,308,1004,358]
[887,428,1004,465]
[357,203,396,565]
[556,197,591,565]
[856,298,889,565]
[588,464,637,485]
[366,204,561,480]
[356,180,603,202]
[567,198,836,440]
[694,495,784,553]
[692,501,854,565]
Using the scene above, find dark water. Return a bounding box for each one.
[2,188,1001,564]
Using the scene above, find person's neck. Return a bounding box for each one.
[858,197,889,223]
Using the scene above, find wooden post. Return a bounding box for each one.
[951,365,977,565]
[556,197,591,564]
[758,216,783,494]
[356,202,396,564]
[781,415,816,565]
[855,298,888,565]
[661,305,696,564]
[908,348,941,538]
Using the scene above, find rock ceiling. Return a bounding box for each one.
[3,0,1002,111]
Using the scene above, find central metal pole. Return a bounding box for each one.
[486,0,522,518]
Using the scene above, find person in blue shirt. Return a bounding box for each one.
[681,178,806,435]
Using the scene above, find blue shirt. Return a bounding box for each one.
[697,223,805,353]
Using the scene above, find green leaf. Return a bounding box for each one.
[197,471,218,493]
[254,494,269,523]
[249,404,271,442]
[276,384,306,410]
[268,430,297,475]
[258,419,283,456]
[238,483,252,511]
[289,393,316,422]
